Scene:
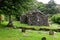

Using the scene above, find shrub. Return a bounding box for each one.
[51,14,60,24]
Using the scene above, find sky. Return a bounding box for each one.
[37,0,60,4]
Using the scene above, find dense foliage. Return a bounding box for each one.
[0,0,38,27]
[51,14,60,24]
[0,0,60,26]
[0,0,37,15]
[37,0,59,14]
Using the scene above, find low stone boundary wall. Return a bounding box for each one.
[14,27,60,32]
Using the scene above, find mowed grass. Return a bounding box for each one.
[0,28,60,40]
[0,21,60,40]
[1,21,60,29]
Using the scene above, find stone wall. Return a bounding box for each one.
[20,10,49,26]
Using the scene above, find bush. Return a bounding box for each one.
[51,14,60,24]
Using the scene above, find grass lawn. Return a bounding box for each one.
[0,28,60,40]
[1,21,60,29]
[0,21,60,40]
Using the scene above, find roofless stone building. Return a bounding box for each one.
[20,10,49,26]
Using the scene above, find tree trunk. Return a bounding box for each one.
[16,15,20,21]
[7,15,14,27]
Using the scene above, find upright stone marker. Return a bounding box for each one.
[49,30,54,35]
[42,37,46,40]
[22,28,26,33]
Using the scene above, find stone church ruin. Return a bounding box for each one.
[20,10,49,26]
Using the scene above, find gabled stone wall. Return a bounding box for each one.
[20,10,49,26]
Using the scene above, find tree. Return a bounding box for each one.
[0,0,37,27]
[0,10,4,24]
[37,2,46,14]
[0,0,16,27]
[45,0,59,14]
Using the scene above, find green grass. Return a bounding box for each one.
[0,28,60,40]
[1,21,60,29]
[0,21,60,40]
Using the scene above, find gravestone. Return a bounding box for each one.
[21,28,26,33]
[49,30,54,35]
[42,37,46,40]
